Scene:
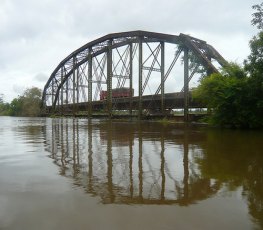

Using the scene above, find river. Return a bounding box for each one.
[0,116,262,230]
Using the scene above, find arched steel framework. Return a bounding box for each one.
[42,30,227,119]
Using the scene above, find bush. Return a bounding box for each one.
[193,64,263,128]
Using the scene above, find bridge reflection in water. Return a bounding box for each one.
[44,118,220,205]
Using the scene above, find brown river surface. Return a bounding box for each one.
[0,116,262,230]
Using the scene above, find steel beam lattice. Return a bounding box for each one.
[42,30,228,118]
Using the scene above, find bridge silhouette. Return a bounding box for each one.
[42,30,227,119]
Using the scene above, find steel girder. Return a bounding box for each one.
[42,30,228,115]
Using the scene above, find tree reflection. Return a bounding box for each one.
[197,130,263,228]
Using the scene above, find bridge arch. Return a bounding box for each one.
[42,30,227,118]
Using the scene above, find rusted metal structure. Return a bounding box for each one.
[42,30,227,119]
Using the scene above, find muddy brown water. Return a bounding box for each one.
[0,116,262,230]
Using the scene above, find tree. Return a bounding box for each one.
[193,64,261,128]
[9,97,23,116]
[244,32,263,78]
[251,3,263,30]
[20,87,42,117]
[8,87,42,117]
[0,94,3,104]
[0,94,10,116]
[0,87,42,117]
[246,2,263,77]
[243,3,263,127]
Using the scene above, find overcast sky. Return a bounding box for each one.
[0,0,261,102]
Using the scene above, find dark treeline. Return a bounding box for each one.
[0,87,42,117]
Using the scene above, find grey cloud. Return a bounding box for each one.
[0,0,259,101]
[34,73,48,82]
[64,0,255,37]
[12,84,25,95]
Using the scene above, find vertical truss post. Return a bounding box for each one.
[88,51,92,117]
[60,67,64,114]
[107,40,113,118]
[52,79,55,111]
[161,42,165,115]
[129,43,133,117]
[76,67,79,104]
[65,67,68,107]
[184,47,189,122]
[57,87,60,110]
[73,56,76,115]
[138,37,143,119]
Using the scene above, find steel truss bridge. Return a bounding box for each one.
[42,30,227,119]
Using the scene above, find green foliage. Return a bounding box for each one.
[0,102,10,116]
[244,32,263,77]
[193,64,263,128]
[246,2,263,78]
[0,94,3,104]
[221,62,247,79]
[251,3,263,30]
[0,94,9,115]
[9,97,23,116]
[0,87,42,117]
[20,87,42,116]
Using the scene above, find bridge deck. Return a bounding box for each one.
[45,92,205,116]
